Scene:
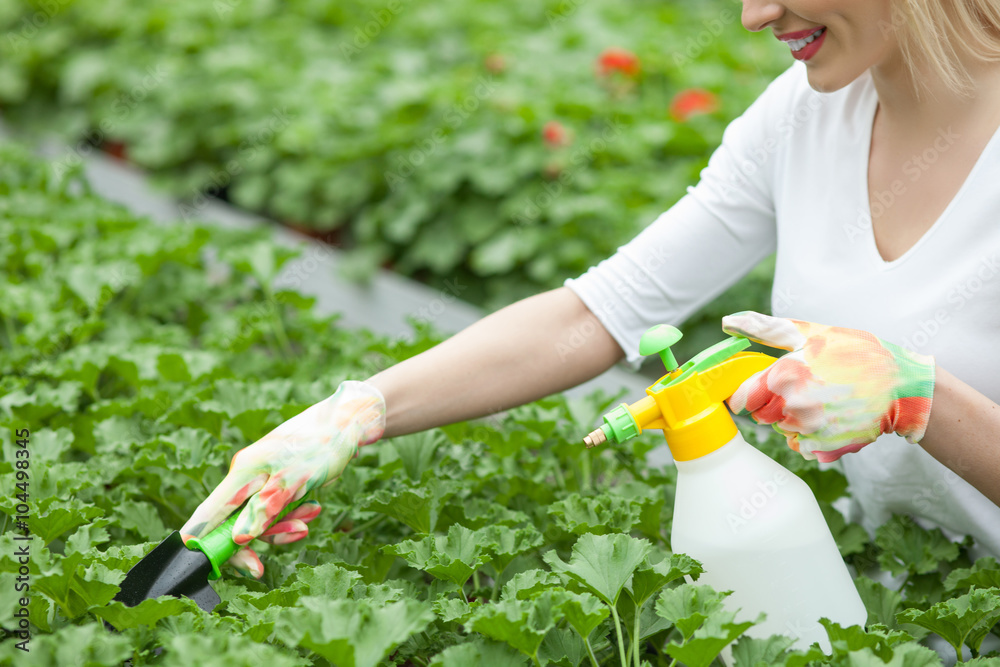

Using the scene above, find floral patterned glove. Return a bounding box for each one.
[180,380,386,578]
[722,312,935,463]
[225,500,323,578]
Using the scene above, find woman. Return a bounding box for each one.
[180,0,1000,579]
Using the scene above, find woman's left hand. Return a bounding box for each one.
[723,311,936,462]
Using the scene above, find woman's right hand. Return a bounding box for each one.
[179,380,386,578]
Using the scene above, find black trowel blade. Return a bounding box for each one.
[113,530,221,612]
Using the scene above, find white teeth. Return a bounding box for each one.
[788,28,825,52]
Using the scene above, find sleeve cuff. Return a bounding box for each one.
[563,277,645,372]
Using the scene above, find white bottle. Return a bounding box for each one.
[671,431,867,654]
[585,326,869,658]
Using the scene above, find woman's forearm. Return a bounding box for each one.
[366,286,626,438]
[919,365,1000,507]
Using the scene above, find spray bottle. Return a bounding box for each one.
[583,324,866,653]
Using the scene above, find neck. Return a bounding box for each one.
[869,46,1000,138]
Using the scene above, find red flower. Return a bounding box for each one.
[542,121,570,148]
[669,88,719,122]
[596,48,640,77]
[102,140,128,161]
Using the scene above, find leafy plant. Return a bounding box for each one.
[898,588,1000,662]
[1,145,998,666]
[0,0,784,358]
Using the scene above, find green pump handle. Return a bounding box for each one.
[638,324,683,372]
[642,325,753,392]
[185,497,308,580]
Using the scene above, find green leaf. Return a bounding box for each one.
[842,643,943,667]
[351,581,409,606]
[361,477,459,534]
[796,465,850,505]
[383,524,490,587]
[22,427,74,463]
[483,525,544,574]
[457,498,532,529]
[897,587,1000,659]
[430,640,528,667]
[474,427,544,458]
[161,631,309,667]
[627,553,703,608]
[0,382,81,422]
[0,572,23,630]
[116,499,167,541]
[559,590,610,640]
[76,543,151,574]
[654,584,729,641]
[619,595,674,646]
[547,492,641,535]
[65,521,112,553]
[93,596,204,630]
[32,551,121,619]
[469,595,557,661]
[665,612,759,667]
[502,569,564,601]
[964,658,1000,667]
[538,626,588,667]
[17,498,105,546]
[0,622,132,666]
[220,238,298,285]
[854,576,905,630]
[616,481,669,543]
[291,561,362,599]
[822,503,870,558]
[274,596,433,667]
[731,634,795,666]
[615,554,705,658]
[820,618,914,662]
[543,533,652,606]
[876,515,961,577]
[227,592,289,641]
[199,378,293,441]
[434,595,481,623]
[64,260,139,310]
[391,430,443,481]
[156,427,226,477]
[230,173,272,211]
[945,558,1000,592]
[156,349,225,382]
[470,228,532,276]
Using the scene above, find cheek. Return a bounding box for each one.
[803,25,887,93]
[853,1,896,54]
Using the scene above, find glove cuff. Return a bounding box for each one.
[902,366,935,445]
[884,345,936,444]
[335,380,387,446]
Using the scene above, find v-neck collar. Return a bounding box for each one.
[857,71,1000,270]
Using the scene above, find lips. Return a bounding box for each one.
[776,26,827,61]
[776,26,826,41]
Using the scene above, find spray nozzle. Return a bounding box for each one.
[584,324,776,460]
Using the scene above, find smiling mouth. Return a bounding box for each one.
[785,27,826,52]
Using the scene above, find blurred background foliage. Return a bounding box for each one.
[0,0,788,360]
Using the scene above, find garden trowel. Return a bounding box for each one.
[112,498,307,612]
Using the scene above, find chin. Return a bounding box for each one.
[804,68,864,94]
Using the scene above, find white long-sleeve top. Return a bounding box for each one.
[564,60,1000,557]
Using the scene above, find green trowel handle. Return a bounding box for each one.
[186,497,308,580]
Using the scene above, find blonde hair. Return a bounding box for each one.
[892,0,1000,97]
